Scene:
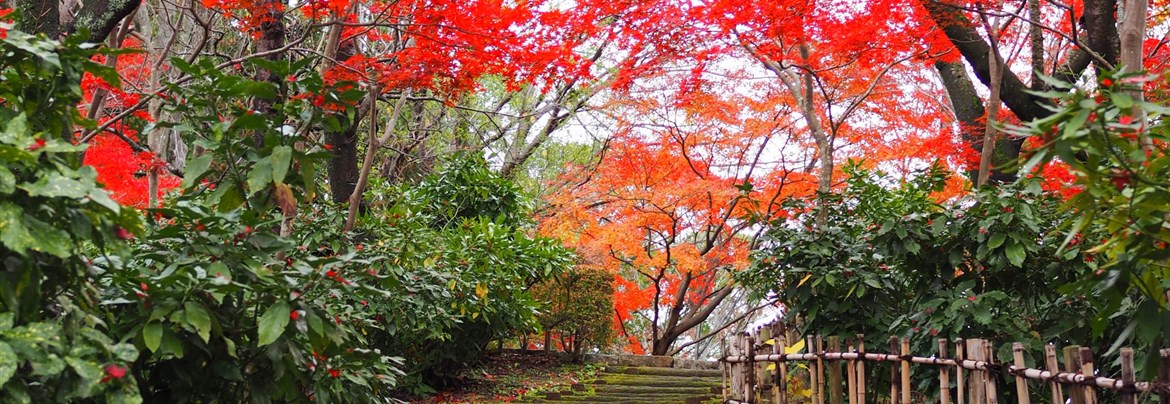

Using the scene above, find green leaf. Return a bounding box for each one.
[246,158,273,196]
[0,342,16,386]
[143,322,163,353]
[987,233,1006,249]
[1005,242,1026,267]
[23,216,72,258]
[20,174,90,199]
[0,166,14,194]
[0,204,32,255]
[257,301,290,346]
[270,145,292,184]
[1110,92,1135,109]
[184,302,212,343]
[183,154,214,188]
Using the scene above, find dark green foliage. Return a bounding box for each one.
[358,153,575,394]
[0,25,144,403]
[534,267,616,356]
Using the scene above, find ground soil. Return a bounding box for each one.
[424,350,598,403]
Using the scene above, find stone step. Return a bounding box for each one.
[590,384,718,395]
[603,366,723,378]
[594,375,719,388]
[535,393,717,403]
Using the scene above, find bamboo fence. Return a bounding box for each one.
[719,321,1170,404]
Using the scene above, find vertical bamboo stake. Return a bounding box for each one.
[730,334,740,402]
[890,336,901,402]
[967,339,985,404]
[828,336,844,404]
[1044,344,1064,404]
[846,341,858,404]
[816,336,826,404]
[722,336,730,403]
[1012,343,1031,404]
[939,339,952,404]
[1063,345,1085,404]
[1120,347,1135,404]
[761,326,773,402]
[771,324,783,404]
[806,335,817,404]
[1158,349,1170,404]
[856,335,867,404]
[956,338,966,404]
[777,334,789,404]
[1078,347,1096,404]
[985,340,998,404]
[900,337,911,404]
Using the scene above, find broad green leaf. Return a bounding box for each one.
[184,302,212,343]
[1110,92,1134,109]
[0,204,32,254]
[246,158,273,196]
[1005,242,1026,267]
[987,233,1006,249]
[0,166,14,194]
[182,154,214,188]
[20,174,89,198]
[270,145,292,184]
[24,216,72,257]
[257,302,290,346]
[143,322,163,353]
[0,342,15,385]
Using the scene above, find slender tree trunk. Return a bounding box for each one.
[1120,0,1149,149]
[978,15,1006,187]
[251,0,285,147]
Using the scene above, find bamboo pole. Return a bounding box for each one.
[1078,347,1097,404]
[828,336,844,404]
[939,339,952,404]
[1120,347,1135,404]
[771,324,783,404]
[1064,346,1085,404]
[723,336,730,403]
[816,335,826,404]
[856,335,866,404]
[985,340,998,404]
[967,339,985,404]
[807,335,818,404]
[901,337,911,404]
[781,330,790,402]
[846,341,858,404]
[956,338,966,404]
[889,337,898,400]
[1012,343,1031,404]
[1044,344,1064,404]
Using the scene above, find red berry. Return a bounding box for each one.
[329,369,340,378]
[290,310,299,320]
[27,138,45,151]
[114,226,133,240]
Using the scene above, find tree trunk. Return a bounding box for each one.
[250,0,285,147]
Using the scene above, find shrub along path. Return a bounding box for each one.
[520,365,722,403]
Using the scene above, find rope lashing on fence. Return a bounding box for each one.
[719,350,1170,395]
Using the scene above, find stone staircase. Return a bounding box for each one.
[522,365,722,403]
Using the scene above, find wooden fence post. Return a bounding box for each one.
[1012,342,1031,404]
[856,334,867,404]
[900,337,911,404]
[816,335,826,404]
[939,339,951,404]
[846,340,858,404]
[731,333,743,402]
[1044,344,1064,404]
[828,336,843,404]
[760,326,773,403]
[956,338,966,404]
[1120,347,1135,404]
[967,339,986,404]
[777,333,789,404]
[770,323,782,404]
[889,334,898,400]
[722,335,730,403]
[1078,347,1097,404]
[1064,345,1086,404]
[984,340,998,404]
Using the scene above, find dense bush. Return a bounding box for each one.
[0,27,145,403]
[357,153,575,394]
